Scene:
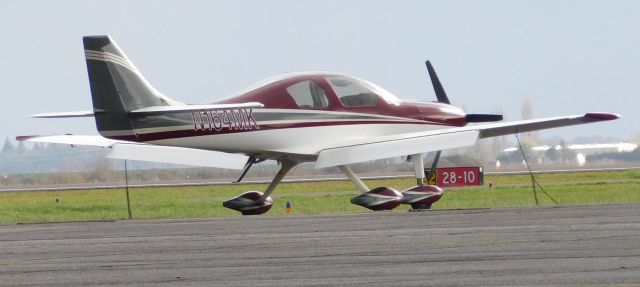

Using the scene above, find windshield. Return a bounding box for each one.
[327,75,401,107]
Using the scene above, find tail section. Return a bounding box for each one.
[83,35,182,139]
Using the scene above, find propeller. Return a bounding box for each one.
[425,60,503,123]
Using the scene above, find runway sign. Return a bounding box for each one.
[435,166,483,188]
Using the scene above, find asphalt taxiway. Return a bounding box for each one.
[0,204,639,286]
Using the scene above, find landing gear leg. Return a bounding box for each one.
[338,165,369,193]
[339,165,403,211]
[410,153,426,186]
[223,159,297,215]
[258,159,296,203]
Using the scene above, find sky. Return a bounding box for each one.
[1,0,638,144]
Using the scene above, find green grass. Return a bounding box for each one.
[1,169,639,223]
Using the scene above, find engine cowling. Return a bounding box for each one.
[223,191,273,215]
[351,187,403,211]
[401,185,443,210]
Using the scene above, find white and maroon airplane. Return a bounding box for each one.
[18,36,620,215]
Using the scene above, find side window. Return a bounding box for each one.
[286,80,329,109]
[327,76,378,107]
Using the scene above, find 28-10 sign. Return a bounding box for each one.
[436,167,483,188]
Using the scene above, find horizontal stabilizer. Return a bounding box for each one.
[130,102,264,115]
[17,134,248,169]
[28,102,264,118]
[107,144,248,169]
[466,114,503,122]
[30,111,95,118]
[17,134,127,147]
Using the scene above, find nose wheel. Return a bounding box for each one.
[401,185,443,210]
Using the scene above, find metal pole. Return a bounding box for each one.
[124,160,132,219]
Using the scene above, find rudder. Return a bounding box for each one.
[83,35,181,140]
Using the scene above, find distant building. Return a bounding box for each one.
[501,142,638,166]
[503,142,637,154]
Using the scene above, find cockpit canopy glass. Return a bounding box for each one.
[327,75,401,107]
[286,80,329,109]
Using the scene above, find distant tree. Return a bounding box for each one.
[520,99,538,146]
[2,137,14,154]
[31,142,44,152]
[558,140,576,163]
[544,144,560,162]
[86,157,116,182]
[521,99,534,120]
[15,141,28,154]
[491,106,509,158]
[468,138,493,163]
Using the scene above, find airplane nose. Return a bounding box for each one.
[416,103,467,126]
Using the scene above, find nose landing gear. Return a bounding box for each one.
[339,154,444,212]
[401,185,443,210]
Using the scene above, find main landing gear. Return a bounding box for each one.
[340,153,443,212]
[223,159,297,215]
[223,153,444,215]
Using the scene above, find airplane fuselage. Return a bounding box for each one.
[104,72,468,159]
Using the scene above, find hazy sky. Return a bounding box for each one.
[1,0,638,143]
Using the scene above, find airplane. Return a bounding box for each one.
[18,35,620,215]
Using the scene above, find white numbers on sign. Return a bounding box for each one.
[465,171,475,183]
[441,170,476,184]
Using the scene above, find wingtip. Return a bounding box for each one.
[16,135,36,142]
[584,112,621,121]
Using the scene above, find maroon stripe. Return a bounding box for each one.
[107,120,457,142]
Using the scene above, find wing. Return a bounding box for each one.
[315,112,620,168]
[17,134,248,170]
[475,112,619,139]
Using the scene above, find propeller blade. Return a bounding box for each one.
[466,114,504,122]
[426,61,450,104]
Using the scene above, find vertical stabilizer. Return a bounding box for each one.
[83,35,182,139]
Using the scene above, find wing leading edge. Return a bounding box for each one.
[315,112,620,168]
